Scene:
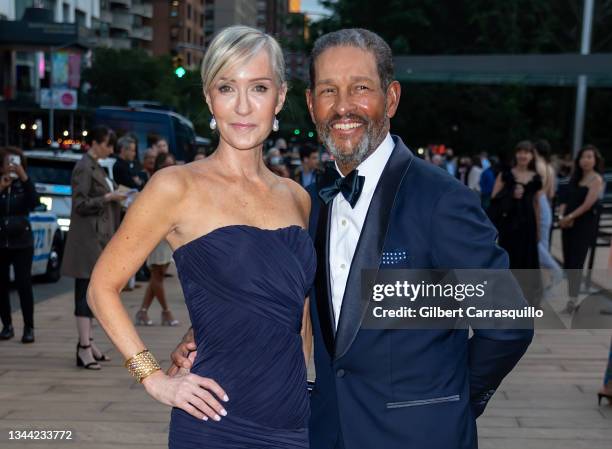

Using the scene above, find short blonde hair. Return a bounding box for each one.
[201,25,286,95]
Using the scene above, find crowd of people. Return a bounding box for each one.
[423,140,606,313]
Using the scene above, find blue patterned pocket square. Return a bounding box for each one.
[381,250,409,265]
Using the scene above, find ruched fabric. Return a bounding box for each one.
[169,225,316,449]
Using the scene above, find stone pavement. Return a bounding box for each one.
[0,229,610,448]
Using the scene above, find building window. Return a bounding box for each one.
[200,13,204,27]
[187,28,191,43]
[187,4,192,20]
[200,35,204,46]
[187,52,191,66]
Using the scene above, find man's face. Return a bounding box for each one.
[306,46,400,170]
[304,152,320,171]
[122,143,136,161]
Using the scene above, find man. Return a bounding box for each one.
[294,145,321,187]
[112,136,142,190]
[170,29,533,449]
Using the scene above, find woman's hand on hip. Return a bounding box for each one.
[142,370,229,421]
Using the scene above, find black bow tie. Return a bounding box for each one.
[318,164,365,208]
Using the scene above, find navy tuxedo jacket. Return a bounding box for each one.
[306,136,533,449]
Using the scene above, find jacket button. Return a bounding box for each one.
[336,369,346,378]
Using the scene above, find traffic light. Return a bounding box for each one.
[293,128,300,135]
[172,55,186,78]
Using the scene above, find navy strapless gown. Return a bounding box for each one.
[169,225,316,449]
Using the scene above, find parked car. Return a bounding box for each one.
[28,210,63,282]
[94,105,197,162]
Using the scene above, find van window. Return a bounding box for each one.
[172,117,196,161]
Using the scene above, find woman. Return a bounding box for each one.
[490,141,543,304]
[134,152,180,326]
[88,26,314,449]
[61,126,126,370]
[534,140,563,288]
[559,145,604,313]
[467,155,483,193]
[0,147,38,343]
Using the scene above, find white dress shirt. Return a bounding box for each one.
[329,133,395,328]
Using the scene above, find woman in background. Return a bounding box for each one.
[0,147,38,343]
[534,140,563,288]
[559,145,604,313]
[491,141,543,304]
[134,152,179,327]
[61,126,126,369]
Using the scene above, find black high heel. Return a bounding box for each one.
[89,338,111,362]
[598,390,612,406]
[76,343,101,370]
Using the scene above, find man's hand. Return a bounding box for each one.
[167,327,197,376]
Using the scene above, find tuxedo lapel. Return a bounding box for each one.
[314,198,335,358]
[334,138,414,361]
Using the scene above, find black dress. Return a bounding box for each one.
[490,170,542,305]
[495,170,542,269]
[561,184,599,297]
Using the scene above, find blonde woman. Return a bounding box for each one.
[88,26,313,448]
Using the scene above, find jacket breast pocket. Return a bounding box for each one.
[381,250,410,267]
[386,394,460,409]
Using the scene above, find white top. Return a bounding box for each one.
[329,133,395,328]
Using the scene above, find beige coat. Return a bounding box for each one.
[61,153,120,279]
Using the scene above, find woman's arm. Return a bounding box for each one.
[563,176,604,221]
[293,180,313,366]
[534,190,542,241]
[301,297,312,366]
[88,167,228,421]
[491,173,504,198]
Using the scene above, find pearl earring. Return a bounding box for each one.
[272,117,279,132]
[209,116,217,130]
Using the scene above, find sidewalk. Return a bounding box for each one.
[0,236,611,448]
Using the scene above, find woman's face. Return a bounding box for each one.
[515,149,533,167]
[93,136,114,159]
[163,155,176,168]
[579,149,596,172]
[206,49,286,152]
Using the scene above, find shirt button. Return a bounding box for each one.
[340,263,346,269]
[336,369,346,378]
[341,219,347,226]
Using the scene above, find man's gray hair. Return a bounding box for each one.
[309,28,394,91]
[117,135,135,152]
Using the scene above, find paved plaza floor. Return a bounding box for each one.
[0,229,610,448]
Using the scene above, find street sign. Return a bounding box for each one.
[40,88,78,110]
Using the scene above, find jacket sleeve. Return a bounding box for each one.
[72,164,105,216]
[431,185,534,418]
[22,177,39,211]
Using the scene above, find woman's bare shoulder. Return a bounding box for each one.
[278,176,311,219]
